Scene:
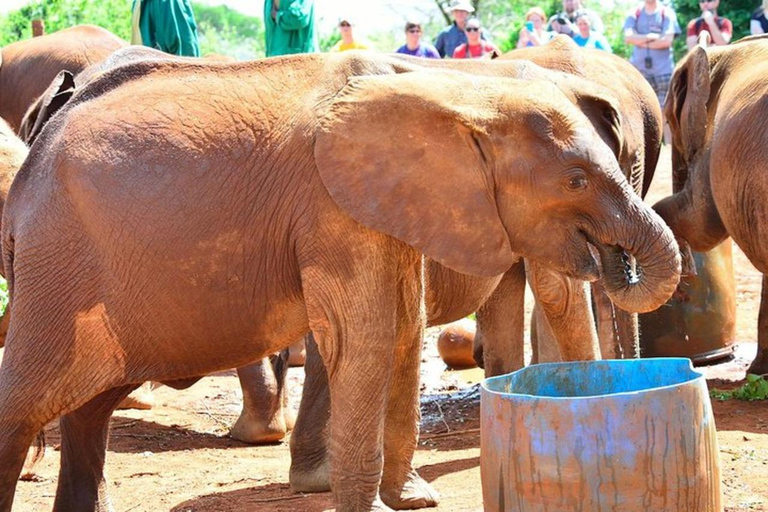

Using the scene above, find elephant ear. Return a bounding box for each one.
[572,89,623,163]
[19,70,76,145]
[314,72,515,277]
[665,46,710,163]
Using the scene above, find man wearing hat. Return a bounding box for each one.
[434,0,490,57]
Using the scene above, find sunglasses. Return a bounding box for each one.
[407,28,422,33]
[339,22,351,27]
[466,27,480,32]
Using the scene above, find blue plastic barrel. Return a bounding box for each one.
[480,358,721,511]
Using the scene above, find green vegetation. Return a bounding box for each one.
[711,374,768,401]
[0,278,6,316]
[0,0,265,60]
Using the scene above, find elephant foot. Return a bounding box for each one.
[289,458,331,493]
[747,348,768,376]
[229,409,291,445]
[380,471,439,510]
[116,383,154,410]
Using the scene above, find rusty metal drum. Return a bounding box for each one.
[639,240,736,364]
[481,358,721,512]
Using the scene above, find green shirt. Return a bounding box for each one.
[264,0,318,57]
[131,0,201,57]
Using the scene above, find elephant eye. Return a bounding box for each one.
[564,170,589,192]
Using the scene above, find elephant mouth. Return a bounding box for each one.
[591,241,641,287]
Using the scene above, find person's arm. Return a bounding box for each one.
[277,0,313,30]
[685,19,698,49]
[751,18,765,34]
[704,16,731,45]
[517,28,530,48]
[434,31,446,57]
[647,10,676,49]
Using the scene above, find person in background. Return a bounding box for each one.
[131,0,200,56]
[624,0,678,142]
[548,0,605,36]
[330,17,370,51]
[396,21,440,58]
[517,7,553,48]
[686,0,732,49]
[264,0,318,56]
[434,0,490,57]
[751,0,768,34]
[573,10,612,51]
[452,18,500,58]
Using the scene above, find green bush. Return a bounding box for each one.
[711,374,768,401]
[0,0,265,59]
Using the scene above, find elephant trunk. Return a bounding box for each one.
[594,201,681,314]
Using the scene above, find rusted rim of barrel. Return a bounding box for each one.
[481,358,703,401]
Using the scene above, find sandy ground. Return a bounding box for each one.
[6,145,768,511]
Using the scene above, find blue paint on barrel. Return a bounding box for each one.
[480,358,722,511]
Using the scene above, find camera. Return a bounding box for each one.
[644,56,653,69]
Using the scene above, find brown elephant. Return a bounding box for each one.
[0,51,680,511]
[0,25,125,132]
[654,35,768,375]
[16,41,661,447]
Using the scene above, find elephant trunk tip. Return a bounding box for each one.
[596,238,682,314]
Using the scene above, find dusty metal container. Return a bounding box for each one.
[639,239,736,364]
[480,358,721,512]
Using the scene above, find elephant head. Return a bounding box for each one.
[653,46,728,252]
[315,71,680,313]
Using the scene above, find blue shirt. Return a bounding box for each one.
[573,33,612,52]
[434,22,489,58]
[396,43,440,58]
[624,6,677,75]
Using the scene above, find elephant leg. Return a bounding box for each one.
[748,274,768,375]
[527,260,600,363]
[592,280,621,359]
[0,389,46,512]
[303,245,421,511]
[54,385,136,512]
[531,302,561,363]
[290,332,331,492]
[0,348,119,510]
[380,264,438,510]
[230,350,292,444]
[475,260,526,376]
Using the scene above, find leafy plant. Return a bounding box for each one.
[0,278,6,316]
[711,374,768,401]
[0,0,266,59]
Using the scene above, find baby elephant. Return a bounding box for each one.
[0,52,679,512]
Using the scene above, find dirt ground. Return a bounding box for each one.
[6,146,768,511]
